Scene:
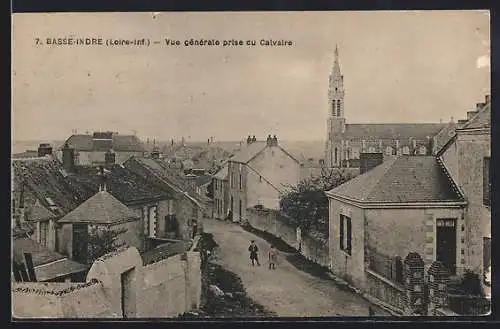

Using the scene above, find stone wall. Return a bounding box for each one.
[12,246,202,319]
[245,207,328,266]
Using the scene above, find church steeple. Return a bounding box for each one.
[328,44,345,119]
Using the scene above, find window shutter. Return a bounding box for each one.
[346,217,352,253]
[339,215,344,250]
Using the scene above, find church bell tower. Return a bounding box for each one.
[325,45,346,167]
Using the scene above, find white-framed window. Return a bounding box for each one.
[402,146,410,155]
[385,146,393,156]
[368,146,376,153]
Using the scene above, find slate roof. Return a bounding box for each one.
[58,190,139,224]
[343,123,446,140]
[327,156,464,204]
[124,157,205,208]
[459,102,491,130]
[213,165,228,180]
[67,164,173,205]
[230,142,300,164]
[11,157,93,215]
[12,237,87,281]
[26,201,57,222]
[125,157,191,194]
[230,142,268,163]
[63,134,145,152]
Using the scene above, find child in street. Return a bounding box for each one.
[268,245,277,270]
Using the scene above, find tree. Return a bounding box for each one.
[87,225,128,264]
[279,167,355,232]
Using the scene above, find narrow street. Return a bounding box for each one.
[204,218,391,317]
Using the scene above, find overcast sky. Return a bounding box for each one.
[12,11,490,142]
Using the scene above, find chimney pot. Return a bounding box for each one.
[37,143,53,157]
[485,94,490,103]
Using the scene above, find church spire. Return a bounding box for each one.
[332,44,342,78]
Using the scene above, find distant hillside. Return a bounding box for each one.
[12,140,65,154]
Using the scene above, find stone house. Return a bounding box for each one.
[56,131,146,166]
[123,156,205,241]
[324,46,456,168]
[326,156,466,291]
[57,190,143,264]
[227,135,301,222]
[438,95,491,281]
[11,156,92,253]
[213,163,229,220]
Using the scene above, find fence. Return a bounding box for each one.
[366,246,404,285]
[365,268,406,311]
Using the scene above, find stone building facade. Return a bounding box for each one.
[227,136,301,222]
[324,46,455,168]
[438,97,491,279]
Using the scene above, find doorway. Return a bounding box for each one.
[121,267,135,318]
[436,218,457,275]
[72,223,88,264]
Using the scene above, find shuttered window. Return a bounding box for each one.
[483,157,491,206]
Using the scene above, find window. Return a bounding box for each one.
[483,157,491,206]
[339,214,352,255]
[39,221,49,247]
[334,148,338,164]
[419,146,427,155]
[368,146,376,153]
[165,215,179,237]
[402,146,410,155]
[332,100,336,116]
[336,100,341,116]
[385,146,393,156]
[239,174,242,189]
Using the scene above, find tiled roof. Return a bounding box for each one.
[63,134,145,152]
[26,200,57,222]
[124,157,205,208]
[13,237,65,266]
[141,241,192,265]
[67,164,173,205]
[11,157,93,215]
[213,165,228,180]
[459,102,490,130]
[343,123,446,140]
[59,190,139,224]
[124,157,191,194]
[327,156,464,204]
[229,142,267,163]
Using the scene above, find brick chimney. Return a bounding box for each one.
[247,135,252,145]
[62,143,76,173]
[37,143,53,157]
[359,152,384,175]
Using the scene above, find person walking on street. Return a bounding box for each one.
[248,240,260,266]
[268,245,277,270]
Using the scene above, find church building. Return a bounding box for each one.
[324,46,456,168]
